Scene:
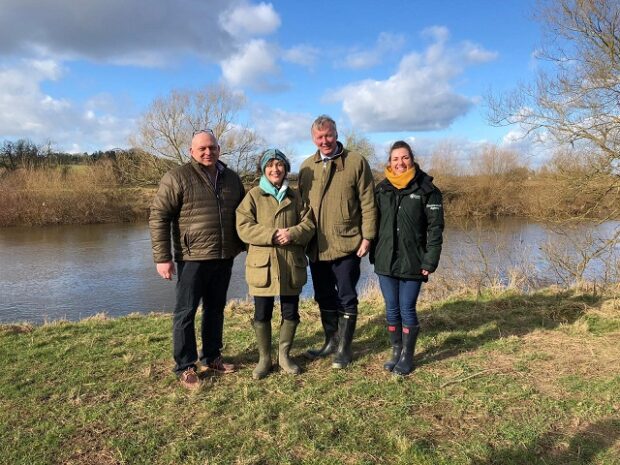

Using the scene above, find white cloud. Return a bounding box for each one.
[342,32,405,70]
[221,39,283,91]
[329,28,497,132]
[283,45,320,69]
[501,127,555,167]
[219,2,280,38]
[252,107,313,147]
[0,60,134,152]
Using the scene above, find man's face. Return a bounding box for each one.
[311,124,338,156]
[190,132,220,167]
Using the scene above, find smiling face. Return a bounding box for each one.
[389,147,413,175]
[264,159,286,187]
[311,123,338,156]
[189,132,220,169]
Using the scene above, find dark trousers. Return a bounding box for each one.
[172,259,233,374]
[309,253,361,314]
[254,295,300,322]
[377,274,422,326]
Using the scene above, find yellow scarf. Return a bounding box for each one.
[384,165,415,189]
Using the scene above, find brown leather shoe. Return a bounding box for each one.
[207,356,236,374]
[179,367,202,390]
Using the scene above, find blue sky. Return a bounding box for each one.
[0,0,544,168]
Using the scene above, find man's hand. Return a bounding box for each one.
[157,261,176,280]
[356,238,371,258]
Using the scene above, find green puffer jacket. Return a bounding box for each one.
[298,142,377,262]
[149,159,245,263]
[371,166,444,281]
[236,186,315,296]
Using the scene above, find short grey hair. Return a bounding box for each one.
[191,129,219,146]
[311,114,337,134]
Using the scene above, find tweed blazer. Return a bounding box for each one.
[298,142,377,262]
[236,186,315,296]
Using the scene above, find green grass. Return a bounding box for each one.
[1,287,619,465]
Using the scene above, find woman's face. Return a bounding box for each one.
[265,159,286,186]
[389,147,413,175]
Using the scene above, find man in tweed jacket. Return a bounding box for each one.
[298,115,377,369]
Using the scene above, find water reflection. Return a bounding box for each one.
[0,219,617,324]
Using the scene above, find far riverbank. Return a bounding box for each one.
[1,163,618,227]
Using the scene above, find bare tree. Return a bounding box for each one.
[221,127,265,180]
[471,144,527,177]
[487,0,620,217]
[428,140,463,177]
[343,129,377,167]
[132,84,262,176]
[541,224,620,287]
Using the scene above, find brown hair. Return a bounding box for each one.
[388,140,415,162]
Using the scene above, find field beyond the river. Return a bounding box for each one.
[1,286,619,465]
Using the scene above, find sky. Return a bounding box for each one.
[0,0,546,169]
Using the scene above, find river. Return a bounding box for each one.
[0,219,617,324]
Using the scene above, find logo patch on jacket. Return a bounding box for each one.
[410,194,421,199]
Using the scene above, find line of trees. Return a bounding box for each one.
[2,1,617,212]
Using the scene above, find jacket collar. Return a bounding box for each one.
[190,158,227,173]
[312,141,346,171]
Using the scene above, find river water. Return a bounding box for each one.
[0,219,617,324]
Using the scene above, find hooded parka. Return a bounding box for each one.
[371,165,444,281]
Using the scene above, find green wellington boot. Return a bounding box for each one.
[252,321,272,380]
[278,319,301,375]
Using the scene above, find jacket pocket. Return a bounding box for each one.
[289,252,308,289]
[183,231,191,256]
[246,252,271,288]
[333,223,360,253]
[334,223,359,237]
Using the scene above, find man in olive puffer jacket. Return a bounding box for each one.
[150,130,245,389]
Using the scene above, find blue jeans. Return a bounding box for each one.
[173,259,233,374]
[377,274,422,326]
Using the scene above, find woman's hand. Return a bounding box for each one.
[273,228,292,246]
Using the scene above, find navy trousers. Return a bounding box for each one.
[172,259,233,374]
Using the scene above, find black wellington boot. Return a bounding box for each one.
[331,312,357,369]
[383,323,402,372]
[304,309,339,359]
[393,325,419,376]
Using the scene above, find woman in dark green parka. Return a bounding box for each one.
[371,141,444,375]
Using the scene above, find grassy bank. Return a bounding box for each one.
[1,286,619,464]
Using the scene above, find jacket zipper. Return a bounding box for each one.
[215,170,224,259]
